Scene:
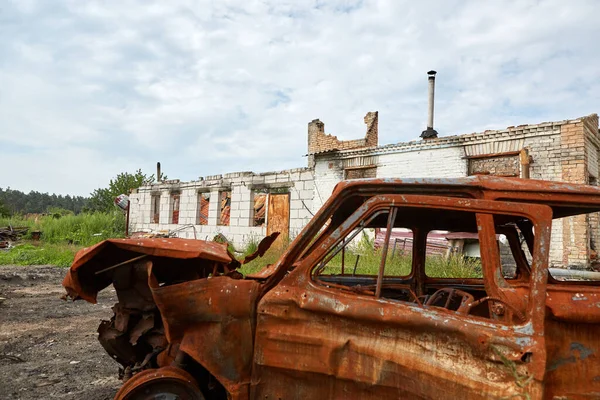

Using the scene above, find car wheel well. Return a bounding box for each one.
[182,355,229,400]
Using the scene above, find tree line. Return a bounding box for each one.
[0,188,88,215]
[0,169,166,217]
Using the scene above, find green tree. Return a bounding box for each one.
[0,199,10,217]
[0,187,88,214]
[87,169,165,213]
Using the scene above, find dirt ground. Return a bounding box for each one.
[0,265,121,400]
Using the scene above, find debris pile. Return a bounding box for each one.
[0,226,29,248]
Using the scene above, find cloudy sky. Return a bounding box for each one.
[1,0,599,196]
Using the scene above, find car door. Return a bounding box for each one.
[250,195,551,400]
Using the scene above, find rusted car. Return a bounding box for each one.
[63,176,600,399]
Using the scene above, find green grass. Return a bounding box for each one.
[0,212,125,246]
[240,246,287,274]
[0,243,80,268]
[322,250,482,278]
[238,234,294,275]
[239,231,482,279]
[0,212,126,267]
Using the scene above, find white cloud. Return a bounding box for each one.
[1,0,599,195]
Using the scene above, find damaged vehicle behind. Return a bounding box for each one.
[64,176,600,399]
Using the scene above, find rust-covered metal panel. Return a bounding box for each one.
[148,267,261,398]
[62,238,238,303]
[61,176,600,399]
[251,195,553,399]
[252,278,543,399]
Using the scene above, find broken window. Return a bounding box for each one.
[311,201,538,325]
[171,193,180,224]
[549,212,600,280]
[218,191,231,226]
[315,225,413,278]
[197,192,210,225]
[151,194,160,223]
[253,192,267,227]
[312,209,414,300]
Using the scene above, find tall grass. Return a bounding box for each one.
[240,231,482,279]
[239,234,291,274]
[0,212,126,267]
[0,212,125,246]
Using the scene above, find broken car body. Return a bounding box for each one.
[63,176,600,399]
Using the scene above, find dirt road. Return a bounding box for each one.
[0,265,121,400]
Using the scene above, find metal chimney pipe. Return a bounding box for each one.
[157,162,161,182]
[421,70,439,139]
[427,70,436,129]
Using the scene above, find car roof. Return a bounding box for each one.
[332,176,600,219]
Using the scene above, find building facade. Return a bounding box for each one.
[128,112,600,268]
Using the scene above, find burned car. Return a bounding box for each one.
[63,176,600,399]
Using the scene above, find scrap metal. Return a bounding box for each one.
[63,176,600,399]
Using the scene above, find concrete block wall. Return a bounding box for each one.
[129,168,315,249]
[312,158,344,213]
[289,169,315,237]
[376,147,467,179]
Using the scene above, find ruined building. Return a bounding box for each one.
[128,112,600,269]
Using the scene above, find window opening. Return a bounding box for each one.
[549,212,600,282]
[197,193,210,225]
[312,203,536,325]
[424,229,483,279]
[313,208,414,301]
[171,194,180,224]
[151,194,160,224]
[218,191,231,226]
[253,191,267,227]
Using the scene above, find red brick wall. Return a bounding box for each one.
[308,112,378,165]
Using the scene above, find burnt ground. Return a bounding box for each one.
[0,265,121,400]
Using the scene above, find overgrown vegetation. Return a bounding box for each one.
[0,212,125,267]
[0,212,125,246]
[0,199,10,218]
[87,169,165,213]
[0,168,159,267]
[0,243,79,268]
[240,231,482,279]
[319,232,482,278]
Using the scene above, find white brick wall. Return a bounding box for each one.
[376,147,467,179]
[311,147,467,212]
[129,168,315,248]
[312,158,344,213]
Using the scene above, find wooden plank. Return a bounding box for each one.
[267,193,290,247]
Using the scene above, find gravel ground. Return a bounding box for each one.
[0,265,121,400]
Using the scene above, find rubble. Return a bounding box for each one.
[0,226,28,242]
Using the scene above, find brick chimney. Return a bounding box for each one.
[308,119,325,167]
[364,111,378,147]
